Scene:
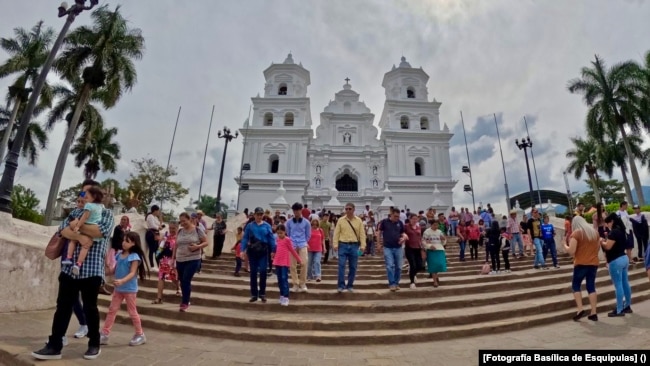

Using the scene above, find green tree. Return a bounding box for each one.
[597,134,650,205]
[43,5,145,225]
[193,195,229,218]
[0,105,48,165]
[0,21,55,162]
[566,136,602,203]
[125,158,188,213]
[568,55,647,205]
[10,184,43,223]
[578,179,626,206]
[70,125,120,179]
[58,182,84,204]
[46,79,105,143]
[100,178,128,208]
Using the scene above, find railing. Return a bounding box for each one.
[338,192,360,198]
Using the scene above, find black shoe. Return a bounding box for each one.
[260,296,267,303]
[588,314,598,321]
[607,310,625,317]
[623,306,633,314]
[83,346,101,360]
[249,297,258,302]
[572,310,586,321]
[31,346,62,360]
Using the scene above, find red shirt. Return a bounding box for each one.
[301,208,311,219]
[467,225,481,240]
[233,242,241,258]
[308,228,324,252]
[404,223,422,249]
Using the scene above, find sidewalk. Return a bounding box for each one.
[1,300,649,366]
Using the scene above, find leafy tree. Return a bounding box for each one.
[125,158,188,213]
[0,105,48,165]
[0,21,55,162]
[565,136,602,203]
[58,182,84,204]
[100,178,129,208]
[10,184,43,223]
[70,125,120,179]
[597,133,650,204]
[43,5,145,225]
[193,195,229,218]
[577,179,626,206]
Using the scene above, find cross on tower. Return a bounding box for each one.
[344,77,350,85]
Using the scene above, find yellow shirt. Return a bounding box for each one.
[333,215,366,250]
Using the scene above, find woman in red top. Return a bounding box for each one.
[307,219,326,282]
[273,225,302,306]
[467,221,481,261]
[404,214,424,289]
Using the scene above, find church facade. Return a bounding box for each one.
[236,54,455,213]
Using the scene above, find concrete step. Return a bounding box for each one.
[101,283,650,345]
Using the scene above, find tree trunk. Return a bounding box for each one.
[590,173,601,204]
[0,97,22,163]
[43,83,93,225]
[619,125,645,205]
[620,167,634,205]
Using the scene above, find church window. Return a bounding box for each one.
[336,173,358,192]
[269,154,279,173]
[400,115,409,129]
[420,117,429,130]
[264,112,273,126]
[414,158,424,176]
[407,87,416,99]
[284,112,294,126]
[278,83,288,95]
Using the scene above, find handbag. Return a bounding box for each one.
[45,234,66,260]
[247,235,267,258]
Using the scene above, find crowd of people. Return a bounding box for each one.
[30,178,650,361]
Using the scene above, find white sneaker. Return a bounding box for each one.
[299,285,308,293]
[74,325,88,338]
[413,276,417,284]
[129,333,146,346]
[291,286,299,292]
[281,297,290,306]
[409,283,416,289]
[489,271,496,275]
[62,336,68,346]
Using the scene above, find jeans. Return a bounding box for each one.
[176,259,200,306]
[542,238,558,267]
[489,244,501,271]
[323,240,330,263]
[572,265,597,293]
[337,243,359,289]
[469,240,479,260]
[249,254,268,298]
[458,240,466,260]
[235,257,242,273]
[276,266,290,297]
[73,295,86,326]
[383,246,404,287]
[511,233,524,256]
[608,255,632,313]
[365,239,375,256]
[533,238,545,267]
[450,219,459,236]
[502,250,510,270]
[404,247,423,284]
[48,273,102,351]
[307,251,322,279]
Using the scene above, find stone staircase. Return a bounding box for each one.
[99,247,650,345]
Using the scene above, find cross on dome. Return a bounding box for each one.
[345,77,350,85]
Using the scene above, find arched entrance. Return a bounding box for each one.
[336,172,358,192]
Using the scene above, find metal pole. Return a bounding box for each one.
[523,116,542,210]
[0,2,94,213]
[460,111,476,212]
[198,105,215,200]
[493,113,511,212]
[523,148,535,210]
[215,139,229,215]
[236,105,252,211]
[563,170,574,214]
[160,106,181,211]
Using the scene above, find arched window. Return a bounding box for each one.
[263,112,273,126]
[420,117,429,130]
[336,173,358,192]
[284,112,294,126]
[269,154,279,173]
[406,87,415,99]
[414,158,424,176]
[278,83,287,95]
[400,115,409,129]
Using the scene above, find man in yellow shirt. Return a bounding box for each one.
[332,203,366,293]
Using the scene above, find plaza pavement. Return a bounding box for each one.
[1,299,649,366]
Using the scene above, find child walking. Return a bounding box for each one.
[273,224,302,306]
[307,219,325,282]
[232,227,243,277]
[61,186,105,275]
[101,232,150,346]
[500,227,511,273]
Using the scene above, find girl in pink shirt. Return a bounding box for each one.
[272,224,302,306]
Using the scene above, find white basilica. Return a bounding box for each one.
[236,53,455,213]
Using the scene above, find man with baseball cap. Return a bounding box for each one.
[241,207,276,302]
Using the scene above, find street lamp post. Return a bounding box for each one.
[0,0,99,214]
[215,127,238,215]
[515,137,536,210]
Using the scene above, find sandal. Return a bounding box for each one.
[151,298,163,304]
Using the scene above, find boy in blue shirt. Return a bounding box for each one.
[541,215,559,268]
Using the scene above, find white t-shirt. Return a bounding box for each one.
[146,214,160,230]
[399,212,407,224]
[309,213,320,222]
[616,209,633,232]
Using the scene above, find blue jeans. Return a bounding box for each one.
[249,254,268,298]
[337,243,359,290]
[533,238,545,267]
[307,251,322,279]
[511,233,524,256]
[608,255,632,313]
[458,240,466,260]
[543,238,558,267]
[275,266,290,297]
[176,259,200,306]
[365,239,375,256]
[450,219,459,236]
[383,246,404,287]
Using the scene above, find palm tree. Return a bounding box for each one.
[639,50,650,129]
[46,79,105,144]
[597,134,649,204]
[567,55,647,205]
[70,125,120,180]
[43,4,144,225]
[566,136,602,203]
[0,21,55,162]
[0,106,47,165]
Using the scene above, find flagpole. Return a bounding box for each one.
[494,113,511,212]
[236,104,252,211]
[460,111,476,212]
[198,105,215,202]
[523,116,543,211]
[161,106,182,211]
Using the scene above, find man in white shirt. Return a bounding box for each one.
[399,210,407,224]
[616,201,635,262]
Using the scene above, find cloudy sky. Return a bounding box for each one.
[1,0,649,215]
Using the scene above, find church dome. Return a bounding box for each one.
[398,56,411,68]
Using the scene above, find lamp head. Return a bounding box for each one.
[217,130,222,138]
[235,131,239,138]
[90,0,99,5]
[515,139,519,145]
[58,2,69,17]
